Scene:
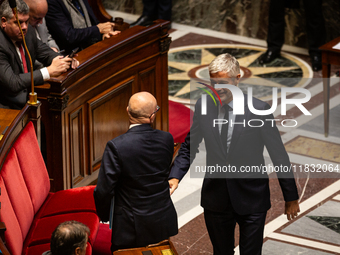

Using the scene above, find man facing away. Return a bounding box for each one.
[0,0,78,109]
[94,92,178,252]
[42,221,90,255]
[169,53,300,255]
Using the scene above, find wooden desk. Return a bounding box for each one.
[320,36,340,137]
[0,109,20,140]
[36,20,171,191]
[114,240,178,255]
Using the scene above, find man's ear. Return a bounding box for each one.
[74,247,81,255]
[235,73,241,85]
[1,17,7,29]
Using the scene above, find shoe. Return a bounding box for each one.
[130,15,154,27]
[311,55,322,72]
[259,50,281,65]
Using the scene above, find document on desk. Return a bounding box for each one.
[332,42,340,50]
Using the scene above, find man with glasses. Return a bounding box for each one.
[168,53,300,255]
[24,0,59,53]
[94,91,178,252]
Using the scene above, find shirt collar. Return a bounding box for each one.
[129,123,142,129]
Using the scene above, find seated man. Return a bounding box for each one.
[0,0,78,109]
[94,92,178,252]
[42,221,90,255]
[25,0,59,52]
[45,0,120,54]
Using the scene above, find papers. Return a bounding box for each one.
[332,42,340,50]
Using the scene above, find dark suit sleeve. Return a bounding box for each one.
[93,140,121,222]
[260,103,299,202]
[169,99,203,181]
[0,29,58,94]
[45,0,101,51]
[0,51,43,94]
[34,35,59,67]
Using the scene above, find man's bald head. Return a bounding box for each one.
[127,92,158,124]
[25,0,48,27]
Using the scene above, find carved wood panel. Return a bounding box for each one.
[88,80,133,173]
[68,106,85,186]
[36,21,171,191]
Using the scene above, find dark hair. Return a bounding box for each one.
[0,0,29,20]
[50,221,90,255]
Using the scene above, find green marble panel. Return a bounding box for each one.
[307,216,340,234]
[168,49,202,64]
[168,80,190,96]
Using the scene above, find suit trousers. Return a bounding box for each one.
[267,0,325,57]
[204,206,267,255]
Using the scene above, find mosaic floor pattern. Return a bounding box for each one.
[168,44,313,103]
[107,10,340,255]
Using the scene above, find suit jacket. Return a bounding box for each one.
[36,18,59,50]
[94,124,178,249]
[45,0,101,54]
[169,94,299,215]
[0,25,59,109]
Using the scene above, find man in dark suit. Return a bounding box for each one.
[0,0,78,109]
[169,53,300,255]
[45,0,120,54]
[93,92,178,252]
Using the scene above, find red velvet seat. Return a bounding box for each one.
[0,122,101,255]
[169,100,193,143]
[92,223,112,255]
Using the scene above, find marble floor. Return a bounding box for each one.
[108,10,340,255]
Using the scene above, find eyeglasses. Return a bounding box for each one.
[149,105,160,118]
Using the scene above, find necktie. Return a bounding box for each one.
[16,42,28,73]
[221,104,230,151]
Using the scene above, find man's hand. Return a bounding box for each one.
[169,178,179,195]
[47,56,71,77]
[285,200,300,220]
[65,55,80,69]
[97,22,115,34]
[102,30,121,40]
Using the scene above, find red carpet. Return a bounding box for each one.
[169,100,193,143]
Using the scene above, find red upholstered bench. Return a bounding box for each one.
[0,122,103,255]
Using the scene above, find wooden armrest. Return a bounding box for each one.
[0,236,10,255]
[146,239,169,248]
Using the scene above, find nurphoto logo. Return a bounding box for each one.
[199,82,312,128]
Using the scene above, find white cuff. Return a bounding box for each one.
[40,67,50,81]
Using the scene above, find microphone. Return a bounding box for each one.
[10,0,37,105]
